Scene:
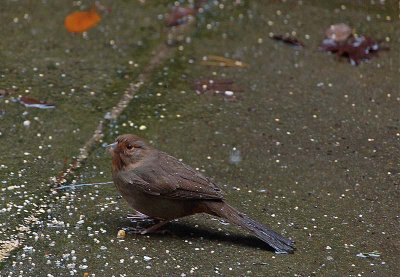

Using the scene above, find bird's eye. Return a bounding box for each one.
[126,144,134,150]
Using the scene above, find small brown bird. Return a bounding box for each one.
[109,134,294,253]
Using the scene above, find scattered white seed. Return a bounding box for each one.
[23,120,31,127]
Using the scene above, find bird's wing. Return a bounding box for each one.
[115,170,162,196]
[130,151,224,200]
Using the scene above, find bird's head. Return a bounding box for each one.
[107,134,151,172]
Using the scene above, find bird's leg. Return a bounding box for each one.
[124,219,169,235]
[124,211,170,234]
[123,210,161,234]
[140,220,170,234]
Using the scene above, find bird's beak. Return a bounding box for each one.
[105,142,117,154]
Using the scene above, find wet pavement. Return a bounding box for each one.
[1,0,399,276]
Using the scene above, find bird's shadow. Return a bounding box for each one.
[114,217,277,253]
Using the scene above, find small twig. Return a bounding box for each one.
[55,181,114,190]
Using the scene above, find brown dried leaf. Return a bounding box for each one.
[320,35,387,65]
[193,79,243,100]
[64,6,101,33]
[200,55,249,68]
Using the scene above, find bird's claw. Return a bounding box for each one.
[126,211,151,220]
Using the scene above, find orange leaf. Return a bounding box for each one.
[64,6,101,33]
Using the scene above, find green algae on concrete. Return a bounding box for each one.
[0,0,172,268]
[2,0,400,276]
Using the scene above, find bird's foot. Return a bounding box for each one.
[123,220,170,235]
[122,212,159,234]
[126,211,151,220]
[123,226,148,234]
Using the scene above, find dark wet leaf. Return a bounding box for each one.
[271,35,304,47]
[194,79,235,93]
[320,35,388,65]
[193,79,243,100]
[165,6,196,27]
[19,96,55,109]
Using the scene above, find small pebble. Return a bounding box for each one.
[117,229,126,239]
[325,23,352,42]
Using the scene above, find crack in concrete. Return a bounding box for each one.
[53,43,171,186]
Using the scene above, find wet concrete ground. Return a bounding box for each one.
[1,0,399,276]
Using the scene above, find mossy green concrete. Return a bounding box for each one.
[0,0,170,270]
[1,0,399,276]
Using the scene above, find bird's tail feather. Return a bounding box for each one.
[204,201,294,254]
